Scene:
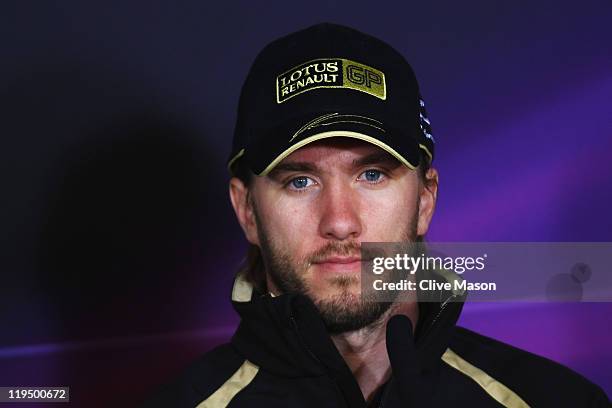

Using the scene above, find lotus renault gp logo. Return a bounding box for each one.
[276,58,386,103]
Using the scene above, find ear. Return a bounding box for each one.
[229,177,260,246]
[417,167,439,236]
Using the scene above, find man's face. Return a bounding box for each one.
[231,138,436,333]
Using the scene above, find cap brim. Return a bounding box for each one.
[231,111,430,176]
[258,130,417,176]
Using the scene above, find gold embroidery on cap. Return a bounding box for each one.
[289,113,385,142]
[276,58,386,104]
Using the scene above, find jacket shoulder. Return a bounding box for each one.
[141,342,247,407]
[447,326,610,407]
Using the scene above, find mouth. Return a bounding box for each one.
[311,256,364,274]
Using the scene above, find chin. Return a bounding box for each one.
[310,276,361,302]
[312,289,391,335]
[312,287,363,311]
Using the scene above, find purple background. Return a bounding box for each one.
[1,1,611,406]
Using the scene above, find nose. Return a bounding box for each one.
[318,180,362,241]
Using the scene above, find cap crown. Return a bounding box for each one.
[230,23,434,174]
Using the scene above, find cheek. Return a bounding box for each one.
[360,186,418,239]
[258,194,317,257]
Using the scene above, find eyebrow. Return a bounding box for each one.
[268,150,402,179]
[268,162,318,178]
[352,151,402,169]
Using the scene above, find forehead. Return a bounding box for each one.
[278,138,397,166]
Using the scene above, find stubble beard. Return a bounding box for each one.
[254,204,419,335]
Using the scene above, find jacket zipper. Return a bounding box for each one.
[418,293,458,343]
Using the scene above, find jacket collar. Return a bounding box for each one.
[230,269,466,377]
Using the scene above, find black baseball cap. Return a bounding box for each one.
[228,23,435,176]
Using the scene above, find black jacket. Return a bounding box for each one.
[144,274,610,407]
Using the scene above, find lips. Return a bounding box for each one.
[311,256,363,273]
[314,256,362,264]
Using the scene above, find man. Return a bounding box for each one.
[145,23,609,407]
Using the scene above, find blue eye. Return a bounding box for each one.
[360,169,384,183]
[289,176,313,189]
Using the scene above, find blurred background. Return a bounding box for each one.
[1,0,611,406]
